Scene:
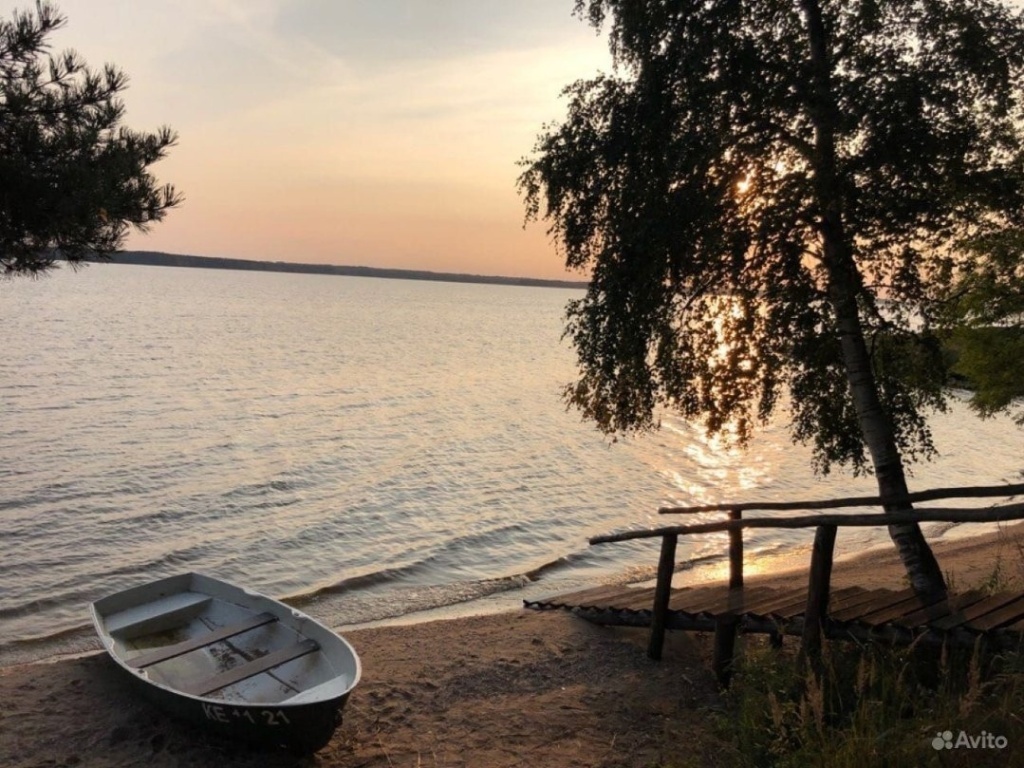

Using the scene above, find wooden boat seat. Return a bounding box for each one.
[128,612,279,669]
[106,592,213,637]
[182,638,320,697]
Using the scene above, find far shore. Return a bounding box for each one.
[4,521,1024,768]
[85,250,589,291]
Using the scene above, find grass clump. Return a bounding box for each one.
[711,639,1024,767]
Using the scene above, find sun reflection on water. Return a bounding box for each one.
[658,415,775,509]
[677,546,812,588]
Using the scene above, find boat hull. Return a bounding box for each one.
[119,669,349,752]
[90,573,361,754]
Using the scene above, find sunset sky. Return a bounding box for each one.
[49,1,611,280]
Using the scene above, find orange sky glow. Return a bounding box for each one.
[50,1,612,280]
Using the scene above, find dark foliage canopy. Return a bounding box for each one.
[0,1,181,277]
[942,229,1024,423]
[521,0,1024,473]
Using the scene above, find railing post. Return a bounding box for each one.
[713,613,740,687]
[801,524,838,667]
[648,533,678,660]
[728,508,743,590]
[711,509,744,687]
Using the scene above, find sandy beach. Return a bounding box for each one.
[4,521,1024,768]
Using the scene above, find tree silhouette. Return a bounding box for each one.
[521,0,1024,598]
[0,1,181,277]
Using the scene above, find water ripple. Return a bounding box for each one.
[2,265,1021,666]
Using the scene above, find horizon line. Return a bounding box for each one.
[91,250,589,291]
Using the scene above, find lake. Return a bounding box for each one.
[1,263,1021,665]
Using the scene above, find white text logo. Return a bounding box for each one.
[932,730,1008,751]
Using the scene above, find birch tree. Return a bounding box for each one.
[520,0,1024,598]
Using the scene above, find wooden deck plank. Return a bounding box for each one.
[854,593,939,625]
[966,594,1024,632]
[526,582,1024,644]
[541,585,651,608]
[929,592,1024,632]
[673,585,778,615]
[540,586,638,609]
[826,587,891,614]
[616,588,661,611]
[892,591,987,628]
[739,586,813,616]
[828,589,913,622]
[761,586,863,621]
[665,584,733,613]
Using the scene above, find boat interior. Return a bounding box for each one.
[94,582,355,706]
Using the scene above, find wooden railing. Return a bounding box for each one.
[589,483,1024,682]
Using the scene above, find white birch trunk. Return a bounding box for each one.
[800,0,947,599]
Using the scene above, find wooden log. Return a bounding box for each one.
[728,509,743,591]
[590,502,1024,545]
[648,534,678,661]
[658,482,1024,515]
[801,525,837,666]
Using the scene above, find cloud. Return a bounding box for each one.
[272,0,594,68]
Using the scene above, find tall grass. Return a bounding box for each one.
[711,637,1024,767]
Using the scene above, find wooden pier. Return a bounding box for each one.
[525,582,1024,647]
[526,483,1024,684]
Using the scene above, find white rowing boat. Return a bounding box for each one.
[90,572,360,753]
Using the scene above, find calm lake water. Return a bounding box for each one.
[1,264,1021,665]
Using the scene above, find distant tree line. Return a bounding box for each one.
[80,250,587,290]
